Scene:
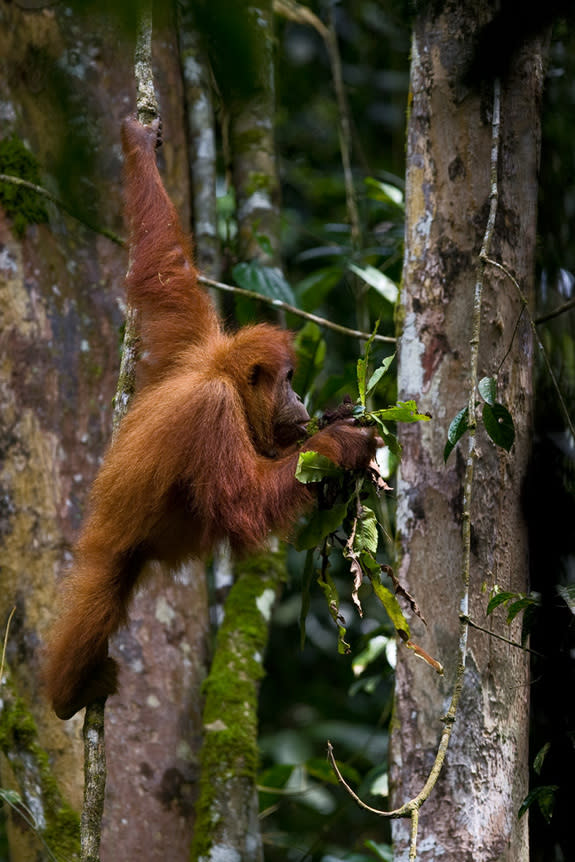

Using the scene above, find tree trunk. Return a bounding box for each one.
[0,6,209,859]
[391,6,545,861]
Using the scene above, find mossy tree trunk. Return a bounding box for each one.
[190,4,286,859]
[0,5,209,860]
[391,5,545,860]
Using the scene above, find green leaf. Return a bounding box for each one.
[507,596,535,624]
[486,590,520,615]
[352,634,389,675]
[478,376,497,406]
[444,406,469,461]
[356,322,380,407]
[232,261,296,304]
[367,564,410,638]
[370,415,402,457]
[294,502,349,551]
[305,757,341,786]
[482,403,515,451]
[364,176,405,208]
[533,742,551,776]
[364,839,394,861]
[297,265,343,311]
[366,353,395,399]
[258,763,295,793]
[371,400,430,424]
[357,356,368,408]
[557,583,575,614]
[317,570,350,653]
[521,600,538,646]
[295,451,343,483]
[254,233,273,256]
[353,507,379,555]
[348,263,398,304]
[518,785,558,823]
[0,789,23,806]
[293,322,326,398]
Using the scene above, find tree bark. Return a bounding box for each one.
[0,5,209,859]
[0,4,127,857]
[391,6,545,861]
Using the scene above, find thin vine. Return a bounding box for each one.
[80,6,158,861]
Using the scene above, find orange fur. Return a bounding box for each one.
[44,117,377,719]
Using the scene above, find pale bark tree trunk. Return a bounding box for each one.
[0,5,209,860]
[391,6,545,861]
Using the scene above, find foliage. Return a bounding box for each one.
[293,329,432,667]
[233,260,296,305]
[444,376,516,461]
[486,588,541,647]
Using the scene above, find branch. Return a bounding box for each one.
[535,295,575,325]
[81,701,107,862]
[133,6,159,124]
[461,614,543,657]
[0,173,392,345]
[199,275,395,343]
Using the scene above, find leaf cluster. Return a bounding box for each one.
[486,588,541,647]
[444,376,515,461]
[293,327,430,656]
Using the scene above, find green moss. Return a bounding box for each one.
[245,171,273,197]
[44,807,81,860]
[0,693,80,859]
[0,700,36,749]
[232,127,266,152]
[0,135,49,237]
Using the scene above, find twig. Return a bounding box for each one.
[0,607,16,684]
[535,295,575,325]
[273,2,370,331]
[273,0,328,39]
[199,275,395,343]
[461,614,543,657]
[326,741,410,818]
